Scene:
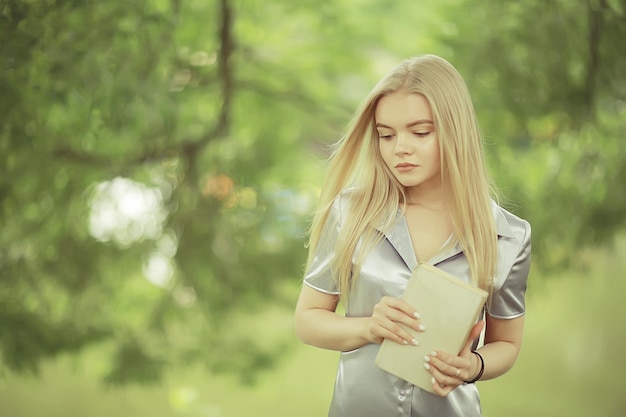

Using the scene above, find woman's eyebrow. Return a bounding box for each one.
[406,119,433,128]
[375,120,434,129]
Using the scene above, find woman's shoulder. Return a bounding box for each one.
[333,187,361,213]
[337,187,361,201]
[327,188,358,225]
[490,202,532,312]
[492,201,531,243]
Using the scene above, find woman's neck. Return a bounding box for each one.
[404,185,447,210]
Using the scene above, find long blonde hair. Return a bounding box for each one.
[306,54,498,301]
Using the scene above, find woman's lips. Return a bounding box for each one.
[395,163,417,172]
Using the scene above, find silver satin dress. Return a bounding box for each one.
[304,192,532,417]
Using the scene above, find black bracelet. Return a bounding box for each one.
[464,351,484,384]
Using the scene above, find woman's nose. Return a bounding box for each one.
[394,133,413,155]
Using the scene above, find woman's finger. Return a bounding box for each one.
[424,351,472,381]
[370,309,418,345]
[430,378,454,397]
[374,297,424,333]
[427,367,460,397]
[381,296,422,323]
[371,321,417,346]
[424,355,462,379]
[426,350,462,369]
[376,327,407,345]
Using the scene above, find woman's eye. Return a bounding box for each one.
[378,134,393,140]
[414,131,430,137]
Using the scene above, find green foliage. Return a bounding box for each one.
[436,0,626,268]
[1,0,325,382]
[1,0,625,384]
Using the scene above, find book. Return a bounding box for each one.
[374,262,488,393]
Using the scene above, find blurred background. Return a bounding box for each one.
[1,0,625,416]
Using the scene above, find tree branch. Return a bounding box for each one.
[53,0,236,169]
[583,0,607,123]
[214,0,234,141]
[178,0,234,168]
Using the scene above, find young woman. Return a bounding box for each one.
[294,55,531,417]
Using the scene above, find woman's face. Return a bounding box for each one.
[375,92,441,199]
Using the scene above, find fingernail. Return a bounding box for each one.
[402,340,409,345]
[431,377,436,385]
[430,351,437,357]
[424,363,430,370]
[423,356,430,362]
[412,338,419,346]
[418,324,426,331]
[414,312,421,319]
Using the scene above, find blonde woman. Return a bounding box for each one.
[295,55,531,417]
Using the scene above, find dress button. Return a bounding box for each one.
[399,390,407,397]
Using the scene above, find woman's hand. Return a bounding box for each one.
[366,296,425,346]
[423,320,485,397]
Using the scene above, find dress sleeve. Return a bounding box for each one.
[487,220,531,319]
[302,197,343,295]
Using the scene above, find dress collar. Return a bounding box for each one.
[380,201,515,270]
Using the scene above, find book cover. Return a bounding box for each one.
[374,263,488,393]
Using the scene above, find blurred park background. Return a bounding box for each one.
[1,0,625,416]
